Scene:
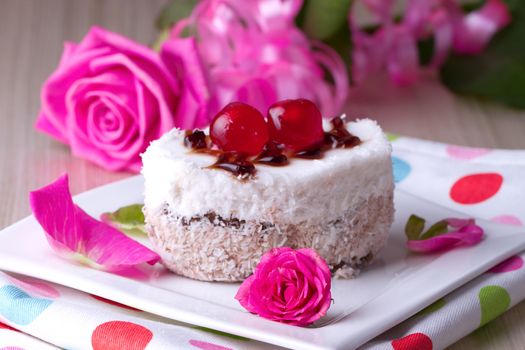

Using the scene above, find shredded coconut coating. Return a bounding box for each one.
[145,193,394,282]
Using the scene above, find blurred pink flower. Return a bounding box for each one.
[37,26,211,172]
[235,247,332,326]
[350,0,511,86]
[169,0,348,118]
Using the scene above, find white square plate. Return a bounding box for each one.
[1,176,524,350]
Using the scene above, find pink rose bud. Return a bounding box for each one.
[235,247,332,326]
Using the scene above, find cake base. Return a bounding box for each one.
[145,193,394,282]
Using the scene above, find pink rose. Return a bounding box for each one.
[235,247,332,326]
[37,26,212,172]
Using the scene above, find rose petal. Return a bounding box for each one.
[58,42,79,68]
[407,230,484,253]
[29,174,160,271]
[65,76,143,172]
[446,217,475,229]
[85,26,179,97]
[161,37,217,129]
[235,274,256,312]
[298,248,331,279]
[89,53,176,134]
[35,112,69,144]
[39,46,110,142]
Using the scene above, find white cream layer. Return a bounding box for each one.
[141,118,393,225]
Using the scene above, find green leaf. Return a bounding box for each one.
[417,37,435,66]
[440,1,525,109]
[156,0,199,30]
[324,19,353,69]
[386,133,400,142]
[405,215,426,240]
[301,0,352,40]
[420,220,448,240]
[101,204,146,236]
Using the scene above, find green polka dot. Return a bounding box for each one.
[386,133,400,142]
[195,326,250,341]
[416,298,446,317]
[478,285,511,327]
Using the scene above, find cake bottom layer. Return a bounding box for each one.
[145,194,394,282]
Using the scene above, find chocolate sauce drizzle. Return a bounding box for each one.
[184,130,207,149]
[212,152,256,178]
[255,141,290,166]
[183,116,361,179]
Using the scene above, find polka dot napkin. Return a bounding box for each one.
[1,136,524,350]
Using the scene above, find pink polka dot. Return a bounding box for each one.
[488,256,524,273]
[392,333,433,350]
[92,321,152,350]
[446,146,491,160]
[5,276,60,299]
[189,340,233,350]
[0,347,25,350]
[491,215,523,226]
[450,173,503,204]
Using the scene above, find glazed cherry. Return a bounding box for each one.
[210,102,269,156]
[267,99,324,152]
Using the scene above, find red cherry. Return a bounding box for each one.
[210,102,269,156]
[267,99,324,152]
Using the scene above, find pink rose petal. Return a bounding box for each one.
[234,274,255,311]
[445,218,476,229]
[407,219,484,253]
[29,174,160,271]
[161,37,217,129]
[407,231,483,252]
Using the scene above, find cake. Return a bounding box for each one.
[141,99,394,281]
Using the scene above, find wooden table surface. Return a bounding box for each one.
[1,1,524,349]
